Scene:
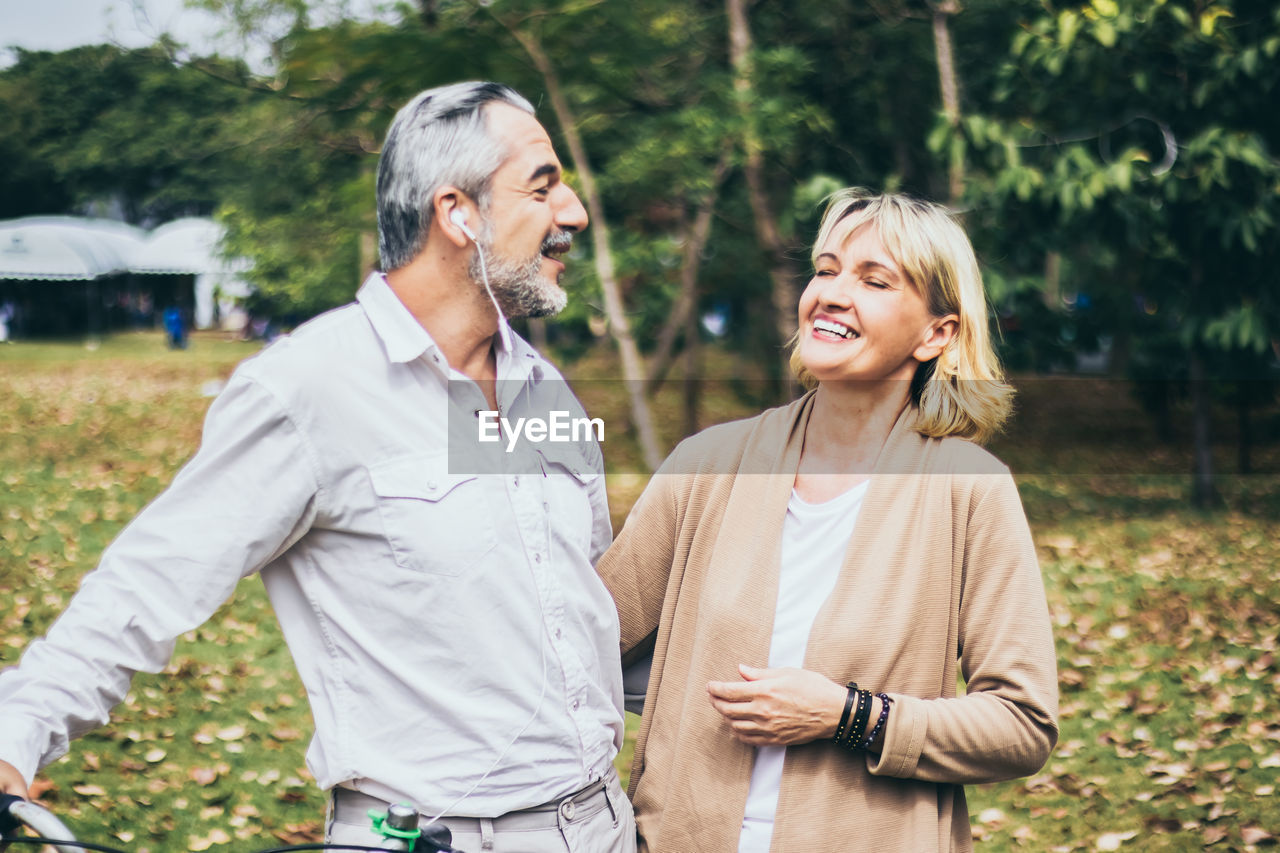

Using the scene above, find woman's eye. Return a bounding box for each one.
[866,279,888,289]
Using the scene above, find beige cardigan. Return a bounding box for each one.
[598,392,1059,853]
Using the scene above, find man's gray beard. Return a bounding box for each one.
[469,234,569,319]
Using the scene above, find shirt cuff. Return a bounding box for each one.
[864,693,926,779]
[0,722,48,787]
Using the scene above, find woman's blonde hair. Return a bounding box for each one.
[790,187,1013,444]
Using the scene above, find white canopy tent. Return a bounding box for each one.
[0,217,146,280]
[0,218,151,336]
[129,218,254,330]
[0,215,253,332]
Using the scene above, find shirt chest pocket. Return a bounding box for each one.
[535,445,598,558]
[368,454,497,577]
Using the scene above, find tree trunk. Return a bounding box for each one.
[1109,263,1139,379]
[683,264,701,438]
[360,160,379,280]
[646,152,729,394]
[359,231,378,281]
[931,0,964,203]
[1187,258,1216,507]
[728,0,798,399]
[1237,388,1252,475]
[1043,251,1061,308]
[1189,344,1217,507]
[526,316,549,353]
[502,22,664,472]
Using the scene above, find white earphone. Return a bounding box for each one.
[450,209,478,242]
[450,208,504,324]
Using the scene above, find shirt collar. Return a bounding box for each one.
[356,272,545,383]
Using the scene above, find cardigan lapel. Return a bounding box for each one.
[770,405,939,847]
[803,402,931,675]
[698,393,816,671]
[665,394,815,849]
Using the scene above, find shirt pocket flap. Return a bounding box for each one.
[536,444,599,484]
[368,454,477,502]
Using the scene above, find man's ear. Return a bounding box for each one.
[433,187,475,249]
[914,314,958,363]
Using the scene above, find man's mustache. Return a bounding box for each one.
[541,231,573,255]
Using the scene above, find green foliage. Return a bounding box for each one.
[945,0,1280,409]
[6,0,1277,442]
[0,46,259,223]
[1203,304,1269,354]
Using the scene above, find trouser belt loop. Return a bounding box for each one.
[479,817,495,851]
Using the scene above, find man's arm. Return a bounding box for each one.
[0,759,26,798]
[0,371,322,789]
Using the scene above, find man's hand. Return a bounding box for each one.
[707,664,847,747]
[0,760,29,799]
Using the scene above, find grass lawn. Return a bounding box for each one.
[2,332,1278,852]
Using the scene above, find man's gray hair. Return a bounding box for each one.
[377,81,535,271]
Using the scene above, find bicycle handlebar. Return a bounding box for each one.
[0,793,462,853]
[0,794,84,853]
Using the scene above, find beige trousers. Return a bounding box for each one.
[326,770,636,853]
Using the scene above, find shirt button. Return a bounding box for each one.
[534,553,542,564]
[554,628,562,639]
[513,476,520,488]
[543,502,550,511]
[427,481,438,491]
[572,699,580,711]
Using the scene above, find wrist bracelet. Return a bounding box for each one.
[843,688,873,749]
[862,693,891,750]
[834,682,858,743]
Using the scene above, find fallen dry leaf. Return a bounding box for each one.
[1096,830,1137,850]
[189,767,218,786]
[1241,826,1275,844]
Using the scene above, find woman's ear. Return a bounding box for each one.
[914,314,958,364]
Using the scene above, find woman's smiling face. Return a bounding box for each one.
[796,223,954,388]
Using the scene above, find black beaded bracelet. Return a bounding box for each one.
[861,693,892,750]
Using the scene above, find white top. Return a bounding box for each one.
[739,480,869,853]
[0,273,623,817]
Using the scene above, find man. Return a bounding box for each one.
[0,82,635,853]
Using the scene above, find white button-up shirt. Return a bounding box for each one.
[0,273,624,817]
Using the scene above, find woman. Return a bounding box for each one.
[599,189,1059,853]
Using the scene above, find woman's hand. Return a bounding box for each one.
[707,664,847,746]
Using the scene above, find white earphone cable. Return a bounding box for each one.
[454,213,508,329]
[417,212,551,830]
